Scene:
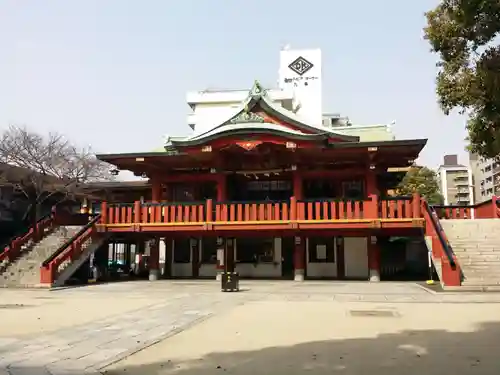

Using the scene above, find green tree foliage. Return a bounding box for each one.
[424,0,500,158]
[397,167,444,204]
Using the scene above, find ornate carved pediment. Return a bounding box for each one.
[228,111,265,124]
[225,81,268,125]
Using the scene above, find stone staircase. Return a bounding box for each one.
[0,226,83,287]
[440,219,500,290]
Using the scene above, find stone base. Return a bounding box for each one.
[369,268,380,282]
[216,271,222,281]
[294,269,305,282]
[149,269,160,281]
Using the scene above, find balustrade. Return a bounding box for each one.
[432,196,499,220]
[99,195,423,226]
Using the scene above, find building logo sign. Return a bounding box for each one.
[288,56,314,76]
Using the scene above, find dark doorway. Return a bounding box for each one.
[281,237,294,279]
[379,236,429,281]
[199,182,217,200]
[228,174,293,201]
[191,238,199,278]
[304,179,337,199]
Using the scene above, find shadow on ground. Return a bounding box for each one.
[96,321,500,375]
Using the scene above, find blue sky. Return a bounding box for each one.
[0,0,466,169]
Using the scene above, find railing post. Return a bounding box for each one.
[101,202,107,224]
[40,264,57,285]
[367,194,378,219]
[133,201,141,223]
[206,199,213,222]
[10,239,19,259]
[412,193,421,218]
[493,196,498,218]
[290,196,297,221]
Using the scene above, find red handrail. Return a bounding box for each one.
[0,214,55,264]
[432,196,499,219]
[99,194,424,225]
[39,215,101,285]
[422,200,461,286]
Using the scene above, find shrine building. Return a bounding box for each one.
[94,48,427,282]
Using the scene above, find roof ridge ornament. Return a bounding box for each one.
[249,80,266,99]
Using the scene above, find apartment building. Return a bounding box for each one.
[437,154,474,206]
[469,153,500,203]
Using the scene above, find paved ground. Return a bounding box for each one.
[1,281,500,374]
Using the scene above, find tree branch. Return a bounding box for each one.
[0,125,115,217]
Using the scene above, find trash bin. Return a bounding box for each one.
[221,272,240,292]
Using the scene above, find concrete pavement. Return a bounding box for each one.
[0,280,500,374]
[106,300,500,375]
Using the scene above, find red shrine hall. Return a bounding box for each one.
[94,81,427,282]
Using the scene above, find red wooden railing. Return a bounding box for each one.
[0,213,55,266]
[39,215,101,285]
[99,195,424,226]
[476,196,500,218]
[101,201,207,225]
[432,196,499,220]
[422,200,461,286]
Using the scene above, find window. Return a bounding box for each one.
[236,237,275,263]
[246,180,291,191]
[201,238,217,264]
[308,238,335,263]
[342,180,364,199]
[173,239,191,263]
[171,184,196,201]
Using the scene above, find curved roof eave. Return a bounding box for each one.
[256,96,359,142]
[170,123,332,147]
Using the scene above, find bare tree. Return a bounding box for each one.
[0,125,114,228]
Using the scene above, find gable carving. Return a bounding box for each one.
[228,111,265,125]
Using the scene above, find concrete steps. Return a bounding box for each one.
[440,219,500,288]
[0,226,83,287]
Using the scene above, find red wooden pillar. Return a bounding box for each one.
[149,238,160,281]
[293,171,305,281]
[101,202,108,224]
[151,176,162,202]
[293,236,305,281]
[215,175,228,278]
[365,169,378,196]
[365,169,379,219]
[293,172,303,200]
[217,174,227,201]
[367,236,381,282]
[412,193,421,218]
